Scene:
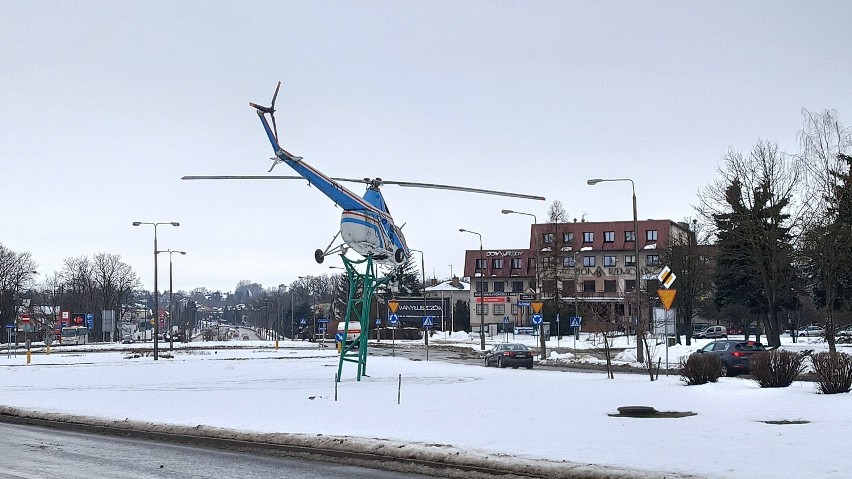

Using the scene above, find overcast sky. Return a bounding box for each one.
[2,1,851,293]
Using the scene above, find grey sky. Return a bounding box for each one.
[2,1,850,292]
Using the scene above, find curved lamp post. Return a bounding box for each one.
[459,228,485,350]
[133,221,179,360]
[586,178,644,363]
[501,209,546,358]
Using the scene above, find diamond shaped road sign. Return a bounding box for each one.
[658,265,676,289]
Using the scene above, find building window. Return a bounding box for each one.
[646,230,658,241]
[475,304,489,315]
[603,255,616,267]
[604,231,615,243]
[475,258,486,271]
[476,281,489,293]
[563,256,576,268]
[542,257,555,268]
[604,280,617,293]
[543,233,554,244]
[510,258,522,269]
[511,303,518,315]
[493,281,505,292]
[625,279,636,292]
[491,258,503,270]
[625,230,636,242]
[624,255,636,266]
[583,232,594,243]
[646,254,660,266]
[493,304,505,315]
[583,280,596,293]
[563,232,574,243]
[583,256,595,267]
[512,281,524,292]
[528,258,536,270]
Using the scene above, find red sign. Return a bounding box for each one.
[477,296,508,303]
[20,314,30,323]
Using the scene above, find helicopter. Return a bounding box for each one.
[183,82,545,267]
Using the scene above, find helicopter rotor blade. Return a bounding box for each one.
[381,180,545,201]
[181,175,363,183]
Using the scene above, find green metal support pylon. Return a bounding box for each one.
[336,254,393,382]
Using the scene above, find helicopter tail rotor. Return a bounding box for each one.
[249,81,282,144]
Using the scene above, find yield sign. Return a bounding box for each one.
[658,289,677,311]
[387,300,400,313]
[531,302,543,314]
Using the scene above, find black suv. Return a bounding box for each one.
[695,340,766,376]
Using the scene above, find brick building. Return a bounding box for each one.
[462,219,693,330]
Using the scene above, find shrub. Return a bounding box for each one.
[810,352,852,394]
[749,349,808,388]
[679,353,722,385]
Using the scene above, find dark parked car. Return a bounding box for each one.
[485,343,534,369]
[695,339,766,376]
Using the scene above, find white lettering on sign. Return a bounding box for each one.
[485,251,523,257]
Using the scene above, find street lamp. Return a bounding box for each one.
[501,209,546,358]
[586,178,644,363]
[156,249,186,349]
[410,249,428,352]
[294,276,306,340]
[133,221,179,360]
[459,228,485,351]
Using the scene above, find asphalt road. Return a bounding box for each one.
[0,422,445,479]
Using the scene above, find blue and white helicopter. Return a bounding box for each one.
[184,82,544,267]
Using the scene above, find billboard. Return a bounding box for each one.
[389,298,450,328]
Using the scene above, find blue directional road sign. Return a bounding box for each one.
[86,313,94,330]
[4,324,13,329]
[422,316,434,328]
[335,332,345,342]
[317,318,330,324]
[389,313,399,325]
[517,301,530,307]
[531,314,543,325]
[570,316,582,327]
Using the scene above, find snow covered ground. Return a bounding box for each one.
[1,332,849,479]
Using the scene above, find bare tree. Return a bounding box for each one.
[796,110,852,352]
[0,244,38,333]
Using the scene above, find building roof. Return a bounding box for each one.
[425,279,470,292]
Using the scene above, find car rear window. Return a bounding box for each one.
[735,342,765,351]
